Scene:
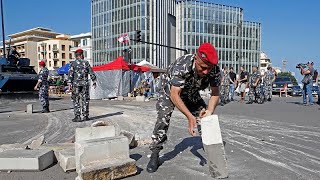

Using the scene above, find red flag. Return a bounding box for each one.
[118,34,130,43]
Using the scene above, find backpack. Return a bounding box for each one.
[313,69,318,82]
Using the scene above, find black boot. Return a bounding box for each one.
[41,106,49,113]
[72,116,82,122]
[82,116,90,121]
[147,152,161,173]
[46,106,50,112]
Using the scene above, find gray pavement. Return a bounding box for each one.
[0,95,319,180]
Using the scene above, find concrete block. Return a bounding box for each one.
[27,104,33,114]
[135,96,145,102]
[120,130,137,148]
[37,143,74,163]
[59,148,76,172]
[0,143,27,153]
[0,149,54,171]
[75,136,129,173]
[79,158,137,180]
[201,115,228,179]
[75,126,116,142]
[117,96,124,101]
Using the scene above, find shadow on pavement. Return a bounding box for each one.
[130,153,144,174]
[88,111,124,121]
[161,136,207,166]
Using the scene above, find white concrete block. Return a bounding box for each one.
[75,126,116,142]
[117,96,124,101]
[201,115,222,145]
[201,115,228,179]
[59,148,75,172]
[37,143,74,163]
[27,104,33,114]
[75,136,129,173]
[0,149,54,171]
[135,96,145,102]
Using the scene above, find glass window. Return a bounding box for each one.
[62,45,65,51]
[62,53,66,59]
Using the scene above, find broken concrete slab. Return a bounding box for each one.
[0,149,54,171]
[120,130,137,148]
[27,104,33,114]
[75,126,116,142]
[28,135,45,149]
[0,143,27,153]
[75,136,129,173]
[79,158,137,180]
[135,96,145,102]
[37,143,74,163]
[59,148,76,172]
[201,115,228,179]
[117,96,124,101]
[91,121,109,127]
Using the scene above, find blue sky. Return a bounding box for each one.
[1,0,319,77]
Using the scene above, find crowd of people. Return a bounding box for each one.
[218,65,277,105]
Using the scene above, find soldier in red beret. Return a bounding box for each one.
[34,60,50,113]
[147,43,221,173]
[68,49,97,122]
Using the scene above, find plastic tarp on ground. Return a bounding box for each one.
[90,56,152,99]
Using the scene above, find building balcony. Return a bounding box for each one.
[52,48,59,52]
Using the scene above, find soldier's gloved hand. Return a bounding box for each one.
[92,82,97,89]
[187,115,197,137]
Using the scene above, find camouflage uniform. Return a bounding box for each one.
[264,70,275,100]
[248,71,261,102]
[149,54,220,153]
[38,67,49,109]
[220,70,230,104]
[68,58,96,118]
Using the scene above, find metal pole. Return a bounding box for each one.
[1,0,6,58]
[129,46,132,94]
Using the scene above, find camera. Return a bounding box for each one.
[296,63,307,68]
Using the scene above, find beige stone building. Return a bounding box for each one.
[37,34,74,71]
[0,27,61,72]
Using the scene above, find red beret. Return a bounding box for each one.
[39,60,45,66]
[197,43,218,65]
[75,49,83,53]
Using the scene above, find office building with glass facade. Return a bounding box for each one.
[176,0,261,73]
[91,0,176,68]
[92,0,261,72]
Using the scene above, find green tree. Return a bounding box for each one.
[278,72,298,85]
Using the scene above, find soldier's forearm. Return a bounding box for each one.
[207,87,219,113]
[170,91,193,119]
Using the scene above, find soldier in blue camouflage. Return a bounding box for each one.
[147,43,221,173]
[34,60,50,113]
[264,66,276,101]
[68,49,97,122]
[219,66,230,106]
[247,66,261,104]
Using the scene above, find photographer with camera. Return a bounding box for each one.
[299,61,315,105]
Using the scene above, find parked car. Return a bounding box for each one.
[292,85,302,96]
[272,76,293,95]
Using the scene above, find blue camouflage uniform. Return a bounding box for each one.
[38,67,49,110]
[68,58,96,118]
[220,70,230,104]
[149,54,220,153]
[264,70,275,100]
[248,71,261,102]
